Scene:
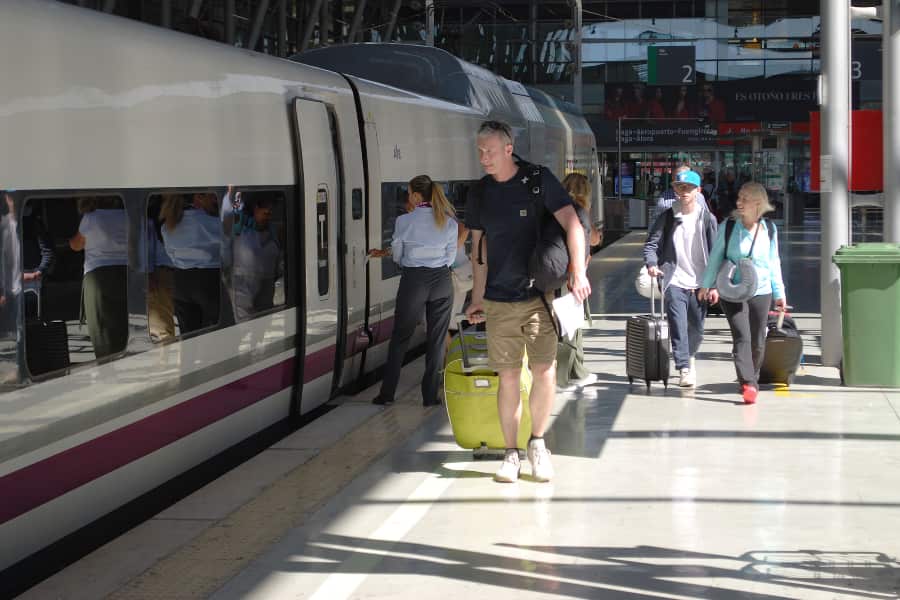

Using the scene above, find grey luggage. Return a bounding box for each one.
[626,278,670,392]
[759,310,803,385]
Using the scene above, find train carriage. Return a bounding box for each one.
[0,0,599,572]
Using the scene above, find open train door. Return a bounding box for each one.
[292,97,342,414]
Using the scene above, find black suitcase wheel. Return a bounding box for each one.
[645,381,651,393]
[663,379,669,389]
[628,376,633,385]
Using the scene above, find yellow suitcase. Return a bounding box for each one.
[443,321,532,453]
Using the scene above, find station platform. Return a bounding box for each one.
[20,224,900,600]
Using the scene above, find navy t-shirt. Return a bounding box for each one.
[465,166,574,302]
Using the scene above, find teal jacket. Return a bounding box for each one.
[701,219,785,300]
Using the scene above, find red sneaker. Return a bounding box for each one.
[742,384,758,404]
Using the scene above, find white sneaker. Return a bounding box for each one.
[527,438,554,482]
[555,373,598,393]
[679,368,696,387]
[494,451,521,483]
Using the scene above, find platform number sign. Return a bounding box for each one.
[647,46,696,85]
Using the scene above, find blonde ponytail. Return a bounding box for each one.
[408,174,456,229]
[429,183,455,229]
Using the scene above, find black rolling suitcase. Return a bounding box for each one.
[24,286,70,377]
[759,310,803,385]
[626,278,670,392]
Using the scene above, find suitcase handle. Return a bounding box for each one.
[649,274,664,318]
[454,314,489,372]
[24,280,42,320]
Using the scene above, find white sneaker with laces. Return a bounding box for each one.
[527,438,554,482]
[556,373,598,393]
[494,451,521,483]
[679,368,696,387]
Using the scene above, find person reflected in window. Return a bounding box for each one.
[69,197,128,359]
[0,192,23,383]
[160,193,222,335]
[20,202,55,320]
[231,195,283,320]
[147,199,176,342]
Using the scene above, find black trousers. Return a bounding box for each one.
[721,293,772,387]
[173,268,221,335]
[378,266,453,405]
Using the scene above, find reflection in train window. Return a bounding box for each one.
[226,189,287,320]
[379,182,407,280]
[22,195,128,376]
[151,192,225,339]
[316,187,329,296]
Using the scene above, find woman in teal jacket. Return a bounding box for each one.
[699,182,787,404]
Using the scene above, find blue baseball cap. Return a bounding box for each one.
[674,170,701,187]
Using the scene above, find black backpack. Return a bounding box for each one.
[522,164,571,293]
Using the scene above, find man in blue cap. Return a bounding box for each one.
[642,170,718,387]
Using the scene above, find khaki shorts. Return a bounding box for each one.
[483,295,557,371]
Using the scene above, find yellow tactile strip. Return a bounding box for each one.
[107,403,437,600]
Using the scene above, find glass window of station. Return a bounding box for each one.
[431,1,884,238]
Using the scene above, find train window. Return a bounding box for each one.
[379,182,407,280]
[21,195,129,376]
[352,188,363,220]
[150,192,227,339]
[316,187,330,296]
[226,189,287,320]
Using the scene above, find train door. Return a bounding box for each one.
[292,97,341,413]
[358,122,383,373]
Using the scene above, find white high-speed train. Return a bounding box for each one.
[0,0,600,572]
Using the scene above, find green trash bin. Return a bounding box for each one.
[832,243,900,387]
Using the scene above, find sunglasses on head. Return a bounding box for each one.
[479,120,512,139]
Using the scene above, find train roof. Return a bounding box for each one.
[291,44,584,119]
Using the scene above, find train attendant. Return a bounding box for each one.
[69,197,129,359]
[699,182,787,404]
[368,175,458,407]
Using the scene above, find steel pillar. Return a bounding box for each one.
[348,0,368,43]
[248,0,271,50]
[820,0,851,368]
[886,0,900,241]
[425,0,434,46]
[529,0,537,84]
[161,0,171,28]
[299,0,324,51]
[384,0,402,42]
[279,0,288,55]
[225,0,235,44]
[572,0,582,110]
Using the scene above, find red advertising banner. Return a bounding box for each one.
[810,110,883,192]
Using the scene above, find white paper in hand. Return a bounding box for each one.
[551,293,585,341]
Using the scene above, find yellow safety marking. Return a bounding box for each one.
[108,404,438,600]
[773,384,816,399]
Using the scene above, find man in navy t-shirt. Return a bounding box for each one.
[464,120,591,484]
